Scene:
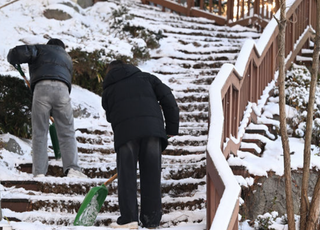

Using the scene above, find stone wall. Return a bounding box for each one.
[240,170,319,220]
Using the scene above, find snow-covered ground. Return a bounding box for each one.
[0,0,319,229]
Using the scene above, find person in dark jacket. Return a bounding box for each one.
[102,60,179,229]
[7,39,87,178]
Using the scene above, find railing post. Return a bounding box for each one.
[209,0,213,13]
[233,87,239,138]
[226,0,234,22]
[254,0,260,15]
[309,0,313,26]
[241,0,244,18]
[229,87,234,138]
[275,0,280,13]
[187,0,194,16]
[199,0,204,10]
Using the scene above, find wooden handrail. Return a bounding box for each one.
[207,0,316,230]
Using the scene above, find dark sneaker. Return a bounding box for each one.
[142,225,158,229]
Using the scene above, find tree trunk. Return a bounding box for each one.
[306,177,320,230]
[277,0,295,229]
[304,0,320,229]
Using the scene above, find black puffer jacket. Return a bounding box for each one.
[7,45,73,92]
[102,63,179,151]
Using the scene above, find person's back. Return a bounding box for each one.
[7,41,73,93]
[102,60,179,229]
[102,63,172,152]
[29,45,72,90]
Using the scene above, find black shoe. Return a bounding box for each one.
[142,224,159,229]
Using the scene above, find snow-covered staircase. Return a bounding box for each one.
[0,1,261,228]
[230,93,280,179]
[296,40,320,70]
[239,123,277,157]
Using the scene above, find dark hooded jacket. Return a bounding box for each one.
[7,45,73,93]
[102,63,179,151]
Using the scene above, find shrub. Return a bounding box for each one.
[68,48,137,95]
[122,23,163,49]
[0,75,32,138]
[112,5,129,18]
[69,48,108,96]
[110,6,164,65]
[311,118,320,147]
[255,216,276,230]
[281,64,320,145]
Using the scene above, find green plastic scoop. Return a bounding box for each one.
[74,173,118,226]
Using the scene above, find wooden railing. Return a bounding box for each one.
[141,0,280,30]
[207,0,316,230]
[139,0,315,229]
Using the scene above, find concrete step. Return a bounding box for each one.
[1,194,205,215]
[239,139,265,156]
[2,206,205,227]
[231,165,250,178]
[1,179,204,197]
[16,158,206,179]
[245,123,277,140]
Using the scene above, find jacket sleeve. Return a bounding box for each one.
[152,75,180,135]
[7,45,38,65]
[102,89,111,122]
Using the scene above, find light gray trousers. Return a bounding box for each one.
[32,80,80,176]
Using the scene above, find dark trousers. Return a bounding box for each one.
[117,136,162,227]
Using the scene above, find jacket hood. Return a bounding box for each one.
[103,64,141,89]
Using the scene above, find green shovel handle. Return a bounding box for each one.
[13,64,31,89]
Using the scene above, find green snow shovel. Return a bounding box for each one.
[74,173,118,226]
[49,120,61,160]
[14,64,61,160]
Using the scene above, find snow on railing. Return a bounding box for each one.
[207,64,241,230]
[206,0,315,229]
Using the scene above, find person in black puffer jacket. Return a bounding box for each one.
[102,60,179,229]
[7,39,87,179]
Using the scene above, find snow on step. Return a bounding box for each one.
[246,123,276,139]
[240,142,262,155]
[242,133,271,144]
